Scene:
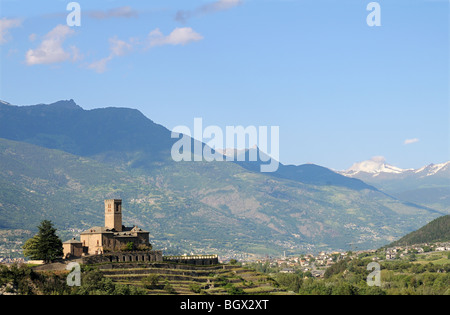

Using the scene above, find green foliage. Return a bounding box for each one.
[0,264,69,295]
[226,284,245,295]
[123,242,135,252]
[0,264,145,296]
[297,258,450,295]
[324,259,350,279]
[74,269,115,295]
[189,283,202,294]
[163,279,176,294]
[22,220,63,263]
[390,215,450,247]
[214,275,230,287]
[275,273,303,292]
[73,268,146,295]
[22,236,41,261]
[141,274,160,289]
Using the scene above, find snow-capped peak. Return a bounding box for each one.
[343,156,409,176]
[414,161,450,176]
[341,157,449,178]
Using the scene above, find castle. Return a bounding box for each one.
[63,199,150,258]
[62,199,218,266]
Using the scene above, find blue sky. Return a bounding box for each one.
[0,0,448,170]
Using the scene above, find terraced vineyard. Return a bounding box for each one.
[94,262,289,295]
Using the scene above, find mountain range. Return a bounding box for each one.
[341,156,449,178]
[339,157,450,214]
[0,99,447,256]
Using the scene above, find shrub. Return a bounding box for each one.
[227,284,245,295]
[163,280,175,294]
[142,274,160,289]
[189,283,202,293]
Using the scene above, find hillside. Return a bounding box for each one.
[2,260,286,295]
[0,100,446,255]
[389,215,450,247]
[0,137,441,256]
[97,262,286,295]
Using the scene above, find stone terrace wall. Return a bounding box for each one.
[82,251,163,264]
[163,255,219,266]
[81,252,219,266]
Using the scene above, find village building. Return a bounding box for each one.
[62,238,84,258]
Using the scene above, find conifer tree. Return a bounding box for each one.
[23,220,63,263]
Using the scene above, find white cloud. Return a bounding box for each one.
[148,27,203,47]
[176,0,243,23]
[87,6,139,19]
[0,18,22,44]
[25,25,75,65]
[109,37,133,56]
[87,56,112,73]
[87,27,201,73]
[87,37,135,73]
[206,0,243,11]
[70,45,83,62]
[404,138,420,145]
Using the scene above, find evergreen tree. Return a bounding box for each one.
[22,235,41,261]
[22,220,63,263]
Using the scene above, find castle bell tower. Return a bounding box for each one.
[105,199,122,232]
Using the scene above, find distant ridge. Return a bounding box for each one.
[233,147,377,191]
[0,99,377,191]
[0,100,14,106]
[389,215,450,247]
[0,99,176,165]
